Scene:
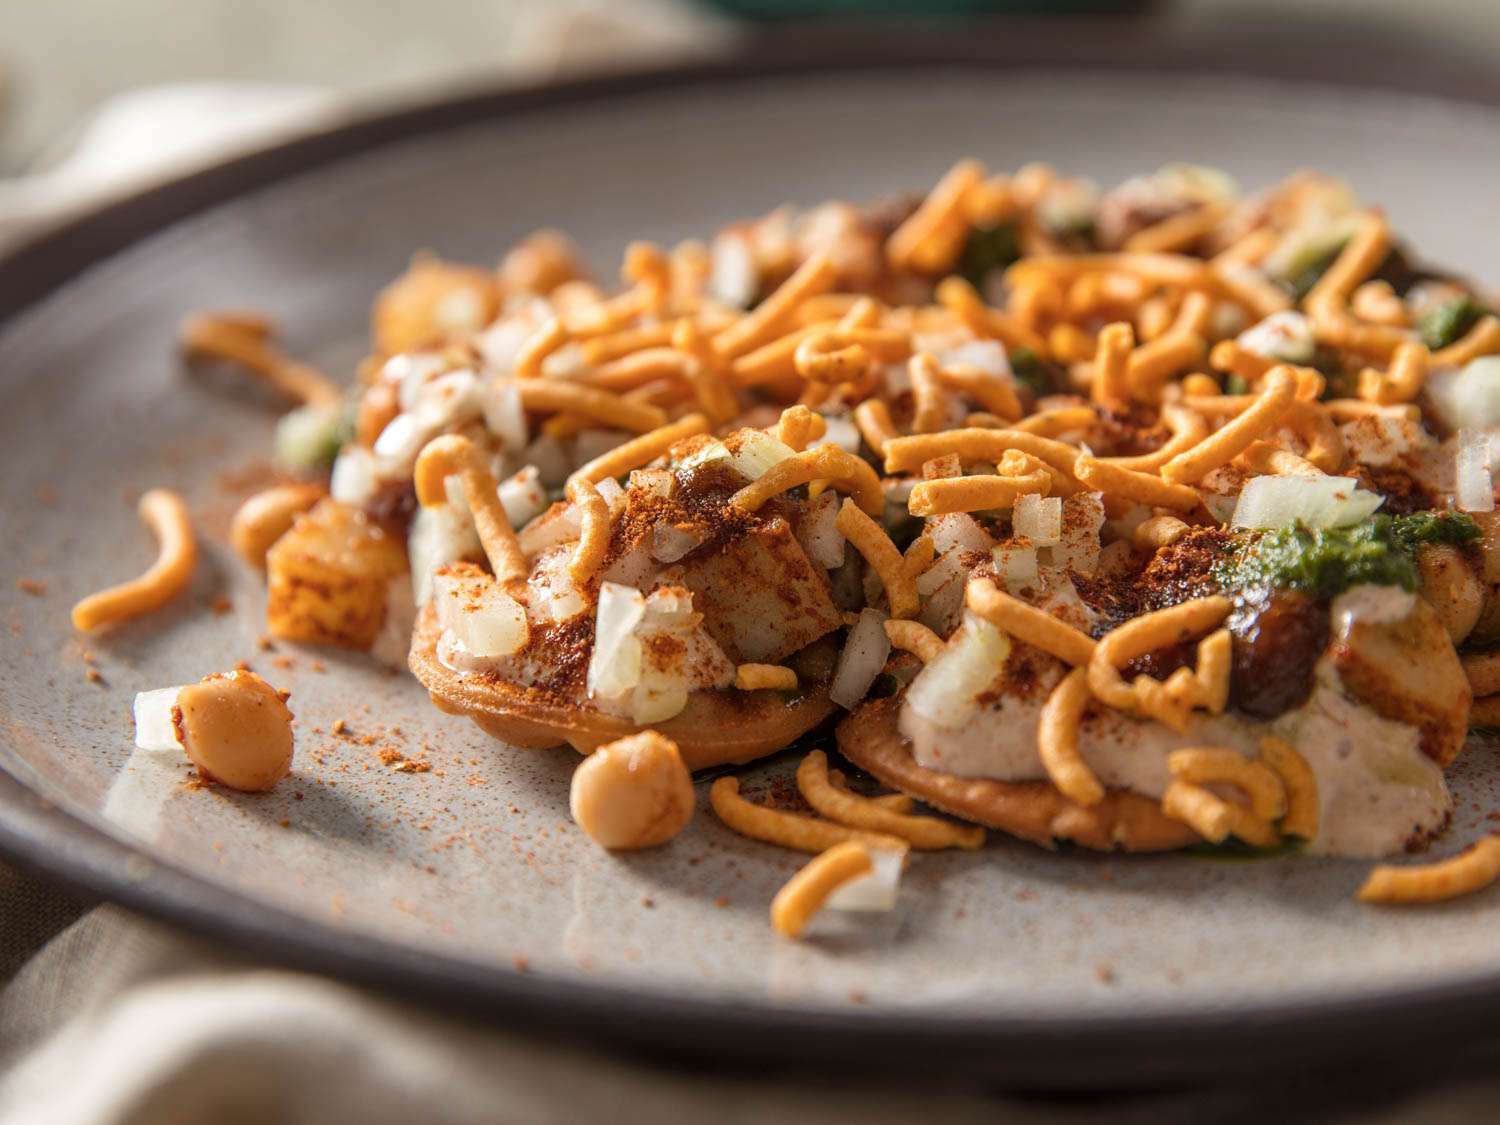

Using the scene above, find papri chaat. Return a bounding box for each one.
[93,159,1500,936]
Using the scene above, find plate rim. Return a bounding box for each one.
[5,26,1500,1086]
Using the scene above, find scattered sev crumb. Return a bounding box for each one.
[15,579,46,596]
[641,896,655,909]
[512,954,531,973]
[849,990,867,1005]
[234,660,252,673]
[331,719,348,735]
[714,896,730,909]
[278,818,291,828]
[85,667,104,685]
[209,595,233,616]
[1095,963,1117,985]
[394,760,431,774]
[257,635,276,652]
[272,655,294,670]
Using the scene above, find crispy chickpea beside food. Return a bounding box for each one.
[135,671,294,792]
[569,731,695,850]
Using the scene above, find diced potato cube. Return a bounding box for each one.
[680,517,841,664]
[267,498,408,649]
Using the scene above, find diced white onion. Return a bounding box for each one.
[518,504,581,556]
[709,232,758,309]
[628,468,676,499]
[826,845,905,912]
[992,542,1038,592]
[390,352,447,410]
[482,379,529,452]
[434,571,529,657]
[1456,428,1496,513]
[797,490,846,570]
[522,434,571,488]
[528,550,589,623]
[816,413,862,455]
[728,429,797,481]
[830,608,891,710]
[411,369,481,429]
[329,446,379,507]
[651,523,705,564]
[937,339,1010,377]
[498,465,547,528]
[133,687,186,752]
[1231,475,1384,530]
[916,549,963,598]
[408,501,481,605]
[884,478,916,505]
[1421,357,1500,435]
[905,612,1011,730]
[595,475,626,514]
[575,429,629,468]
[372,411,436,471]
[1236,309,1315,364]
[1012,494,1062,547]
[927,513,994,556]
[587,583,646,699]
[601,542,656,589]
[475,318,534,375]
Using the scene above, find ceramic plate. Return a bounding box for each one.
[5,36,1500,1087]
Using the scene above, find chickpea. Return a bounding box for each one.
[498,229,584,297]
[230,483,326,569]
[1417,543,1484,644]
[569,731,695,850]
[173,671,294,792]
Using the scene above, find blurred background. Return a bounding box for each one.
[1,0,1499,232]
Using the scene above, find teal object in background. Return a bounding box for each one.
[706,0,1139,17]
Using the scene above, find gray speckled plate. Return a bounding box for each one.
[6,36,1500,1088]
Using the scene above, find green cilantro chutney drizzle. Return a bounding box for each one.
[1213,512,1480,599]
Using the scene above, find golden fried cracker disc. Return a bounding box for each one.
[408,606,837,770]
[835,697,1200,852]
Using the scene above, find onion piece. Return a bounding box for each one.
[830,608,891,710]
[826,845,905,912]
[905,611,1010,730]
[710,231,758,309]
[587,583,646,699]
[651,522,705,564]
[482,379,529,452]
[938,338,1011,377]
[409,500,481,605]
[1424,357,1500,435]
[411,369,481,429]
[498,465,547,528]
[372,411,437,472]
[1013,494,1062,547]
[992,541,1039,592]
[1236,310,1315,363]
[797,490,846,570]
[916,549,963,597]
[1231,474,1384,530]
[816,413,862,455]
[595,475,627,514]
[522,434,571,488]
[1456,428,1496,513]
[329,446,379,507]
[927,513,994,556]
[133,687,186,752]
[388,352,447,411]
[575,429,630,468]
[433,569,529,657]
[628,468,676,499]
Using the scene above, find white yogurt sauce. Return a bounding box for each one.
[900,589,1450,858]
